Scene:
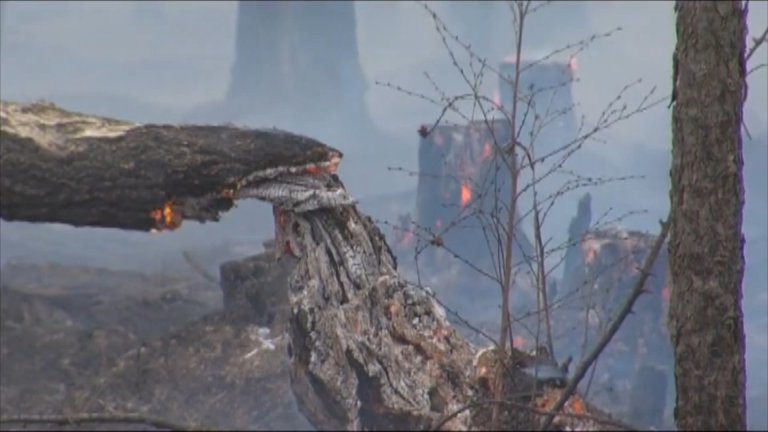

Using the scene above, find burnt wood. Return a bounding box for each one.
[0,100,341,231]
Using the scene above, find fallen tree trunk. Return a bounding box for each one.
[0,100,627,431]
[0,100,341,231]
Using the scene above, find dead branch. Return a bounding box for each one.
[745,27,768,62]
[0,100,341,231]
[0,412,202,431]
[181,250,219,285]
[539,217,671,431]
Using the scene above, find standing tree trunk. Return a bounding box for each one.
[668,1,747,430]
[226,1,371,129]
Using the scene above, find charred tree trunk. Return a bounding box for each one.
[227,1,371,128]
[668,2,747,430]
[0,100,341,231]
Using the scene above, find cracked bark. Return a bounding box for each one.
[669,2,747,429]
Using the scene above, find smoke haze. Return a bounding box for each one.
[1,1,766,428]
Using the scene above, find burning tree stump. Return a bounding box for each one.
[0,100,629,431]
[558,226,672,429]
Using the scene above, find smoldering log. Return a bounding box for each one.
[0,100,341,231]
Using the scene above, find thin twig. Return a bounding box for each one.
[181,250,219,285]
[0,413,202,431]
[746,27,768,62]
[539,217,670,431]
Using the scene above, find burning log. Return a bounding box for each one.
[0,100,341,232]
[1,100,629,430]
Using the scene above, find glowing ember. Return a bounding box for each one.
[460,184,472,207]
[568,396,585,414]
[162,203,173,226]
[481,140,492,160]
[149,201,181,231]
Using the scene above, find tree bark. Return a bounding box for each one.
[668,1,747,430]
[0,100,341,232]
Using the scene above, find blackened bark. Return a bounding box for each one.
[0,100,341,231]
[668,2,747,429]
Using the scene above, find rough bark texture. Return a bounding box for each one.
[0,100,341,232]
[669,2,747,430]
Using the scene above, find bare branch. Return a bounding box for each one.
[746,26,768,62]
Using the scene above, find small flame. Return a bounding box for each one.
[568,396,585,414]
[460,184,472,207]
[162,203,173,226]
[481,141,492,160]
[150,201,180,231]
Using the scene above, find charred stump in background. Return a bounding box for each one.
[562,193,592,285]
[415,120,533,265]
[411,120,535,338]
[558,227,673,429]
[0,100,341,232]
[226,1,373,129]
[497,58,577,155]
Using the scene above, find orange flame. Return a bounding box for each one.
[460,184,472,207]
[568,396,585,414]
[149,201,181,231]
[162,203,174,226]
